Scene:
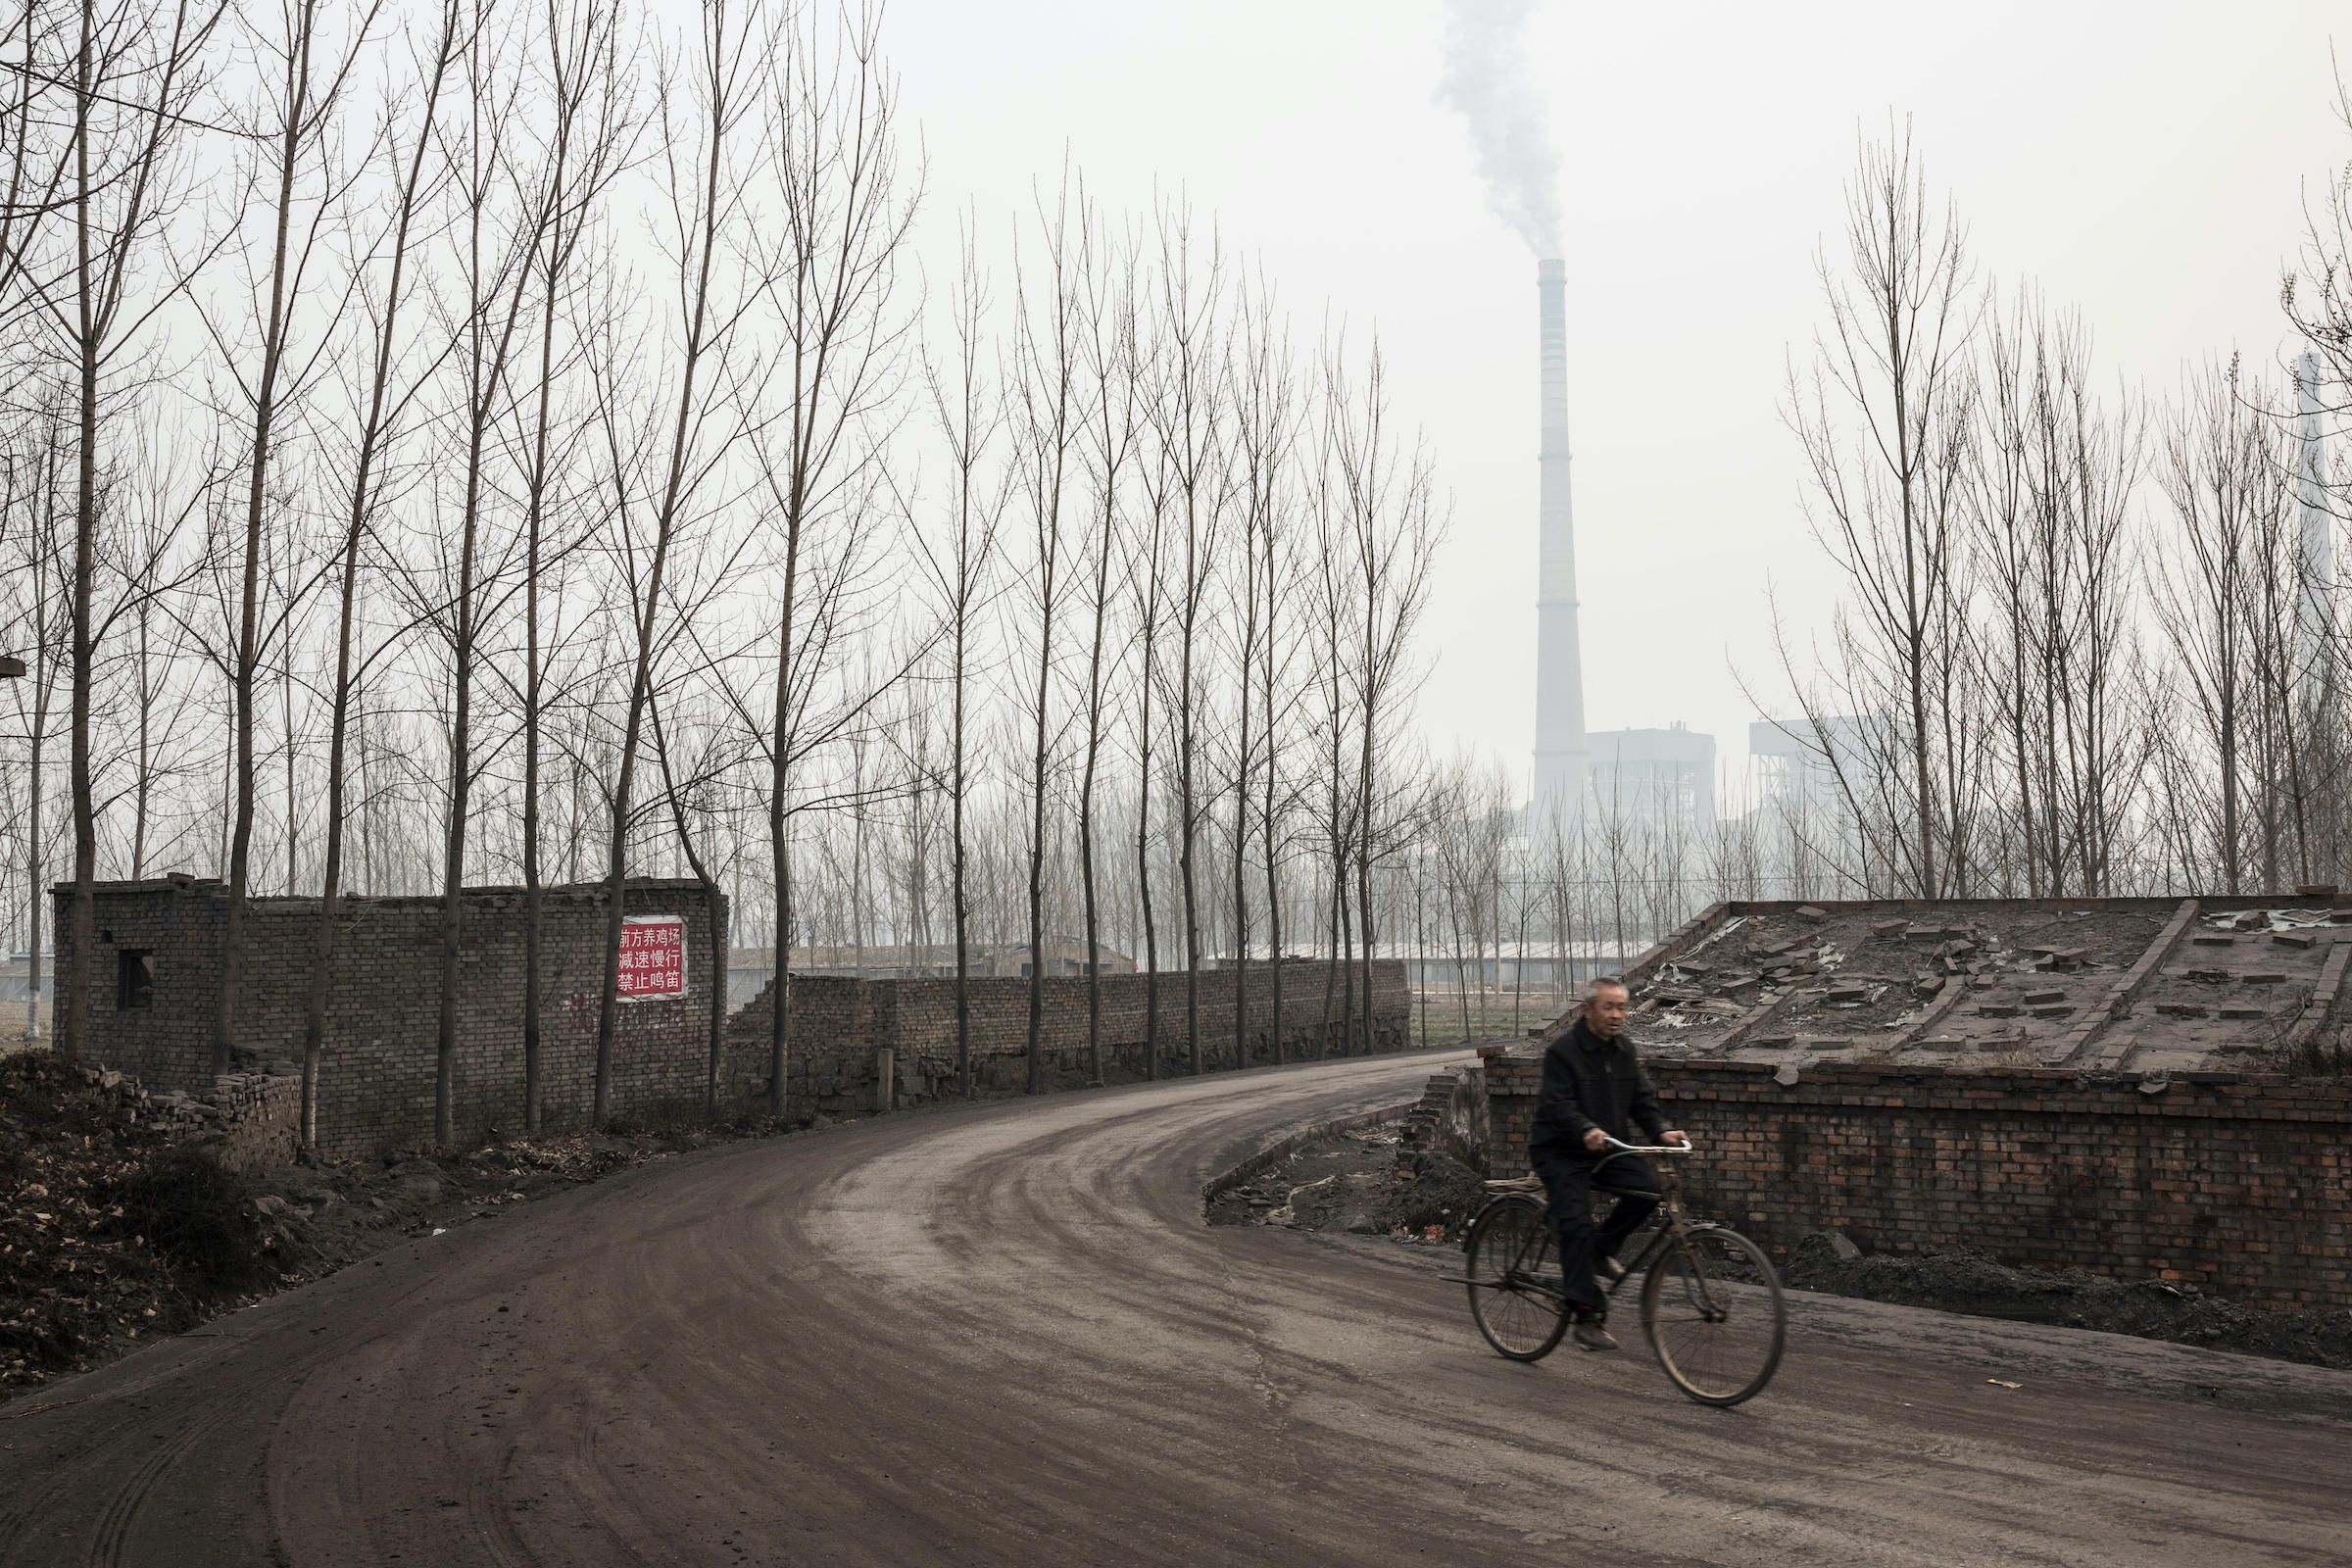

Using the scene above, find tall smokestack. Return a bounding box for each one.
[1531,258,1587,817]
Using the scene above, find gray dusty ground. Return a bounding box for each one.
[3,1052,2347,1566]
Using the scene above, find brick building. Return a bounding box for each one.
[59,876,725,1157]
[1484,895,2352,1309]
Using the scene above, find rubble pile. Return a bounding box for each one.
[1206,1126,1487,1245]
[0,1052,242,1395]
[1627,910,1964,1043]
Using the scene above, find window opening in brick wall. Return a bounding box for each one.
[117,950,155,1009]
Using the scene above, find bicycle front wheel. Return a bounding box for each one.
[1641,1226,1786,1406]
[1464,1195,1570,1361]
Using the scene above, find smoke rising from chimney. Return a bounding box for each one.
[1437,0,1562,256]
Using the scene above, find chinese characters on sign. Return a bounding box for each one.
[616,915,688,1001]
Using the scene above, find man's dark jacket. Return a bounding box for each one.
[1529,1016,1667,1162]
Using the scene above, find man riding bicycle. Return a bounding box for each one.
[1528,975,1689,1351]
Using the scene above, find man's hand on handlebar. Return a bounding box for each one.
[1585,1127,1691,1152]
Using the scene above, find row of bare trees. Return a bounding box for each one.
[1775,119,2352,905]
[0,0,1449,1134]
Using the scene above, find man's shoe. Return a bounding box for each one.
[1572,1318,1619,1352]
[1595,1255,1626,1283]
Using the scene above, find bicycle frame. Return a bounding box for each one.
[1460,1136,1787,1404]
[1472,1140,1702,1307]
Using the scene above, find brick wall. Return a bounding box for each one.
[61,878,725,1159]
[1483,1047,2352,1310]
[727,958,1413,1116]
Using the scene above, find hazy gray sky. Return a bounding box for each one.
[887,0,2347,786]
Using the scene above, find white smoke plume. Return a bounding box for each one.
[1436,0,1562,257]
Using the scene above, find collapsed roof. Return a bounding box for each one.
[1608,897,2350,1076]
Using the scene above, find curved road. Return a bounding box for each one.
[3,1053,2346,1566]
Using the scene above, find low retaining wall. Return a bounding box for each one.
[1399,1063,1491,1173]
[1483,1048,2352,1311]
[728,960,1413,1117]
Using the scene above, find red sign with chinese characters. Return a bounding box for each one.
[616,915,688,1001]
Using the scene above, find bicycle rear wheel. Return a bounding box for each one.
[1464,1195,1570,1361]
[1640,1226,1786,1406]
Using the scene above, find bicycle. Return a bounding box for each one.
[1455,1137,1787,1406]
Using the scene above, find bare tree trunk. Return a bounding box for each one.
[1230,601,1253,1070]
[58,0,213,1059]
[19,434,58,1043]
[515,0,621,1134]
[435,12,543,1147]
[649,696,728,1117]
[1135,532,1162,1081]
[220,0,338,1079]
[1015,185,1079,1096]
[61,10,98,1061]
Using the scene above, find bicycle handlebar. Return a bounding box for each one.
[1600,1135,1696,1155]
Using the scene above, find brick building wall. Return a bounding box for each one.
[1483,1046,2352,1310]
[727,958,1413,1115]
[60,878,725,1159]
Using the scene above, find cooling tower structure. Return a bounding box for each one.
[1530,258,1588,819]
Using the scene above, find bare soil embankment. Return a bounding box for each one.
[0,1049,826,1403]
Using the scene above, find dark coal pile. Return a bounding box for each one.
[1785,1230,2352,1371]
[1207,1126,1488,1244]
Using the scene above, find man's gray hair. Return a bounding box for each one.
[1585,973,1629,1001]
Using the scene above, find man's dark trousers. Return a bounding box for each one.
[1532,1152,1659,1318]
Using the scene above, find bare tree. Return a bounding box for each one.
[911,216,1003,1100]
[1785,124,1977,898]
[1127,413,1168,1078]
[1148,200,1224,1075]
[416,0,554,1146]
[1225,273,1295,1067]
[4,410,68,1040]
[1010,175,1083,1094]
[754,0,913,1116]
[51,0,221,1059]
[1327,334,1439,1052]
[1073,202,1139,1087]
[215,0,373,1075]
[511,0,633,1134]
[2153,359,2283,894]
[591,0,764,1126]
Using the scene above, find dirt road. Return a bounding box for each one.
[3,1054,2344,1566]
